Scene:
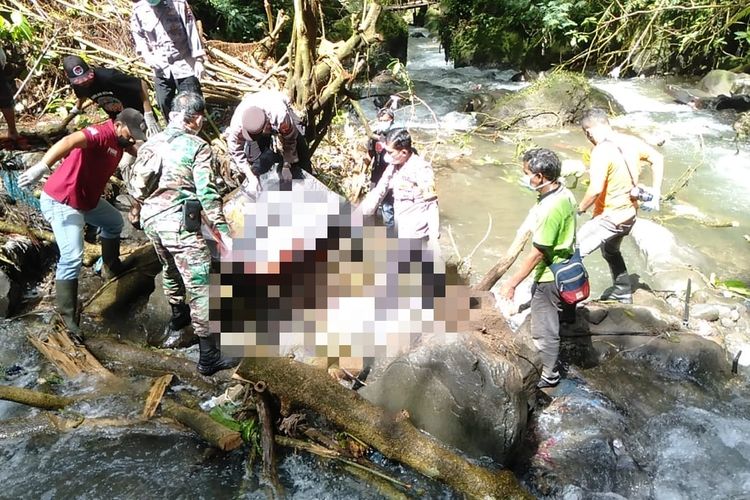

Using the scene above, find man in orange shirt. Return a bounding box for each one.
[577,108,663,304]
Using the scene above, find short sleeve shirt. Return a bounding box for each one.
[73,68,144,119]
[532,186,577,282]
[43,120,124,211]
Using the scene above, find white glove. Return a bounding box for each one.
[144,111,161,137]
[641,197,660,212]
[0,47,6,69]
[69,105,80,116]
[194,58,205,79]
[18,162,50,190]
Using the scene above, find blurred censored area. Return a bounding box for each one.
[212,175,476,365]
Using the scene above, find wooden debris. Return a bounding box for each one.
[27,328,113,379]
[162,399,243,452]
[0,384,75,410]
[142,374,173,419]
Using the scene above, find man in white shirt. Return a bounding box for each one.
[130,0,205,117]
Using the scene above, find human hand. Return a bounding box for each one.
[69,105,80,116]
[497,282,516,302]
[144,111,161,137]
[194,58,205,79]
[18,162,50,189]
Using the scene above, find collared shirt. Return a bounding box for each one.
[532,185,577,282]
[225,90,303,176]
[139,125,229,235]
[44,121,124,211]
[363,152,439,241]
[591,134,646,223]
[130,0,205,79]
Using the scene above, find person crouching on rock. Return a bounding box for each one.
[17,109,147,341]
[497,148,577,389]
[132,91,239,376]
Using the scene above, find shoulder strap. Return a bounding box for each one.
[603,139,637,188]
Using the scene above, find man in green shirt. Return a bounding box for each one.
[498,148,577,388]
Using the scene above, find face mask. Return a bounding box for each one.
[521,174,552,192]
[117,135,135,148]
[373,121,393,134]
[384,152,394,164]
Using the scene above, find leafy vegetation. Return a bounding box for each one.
[432,0,750,74]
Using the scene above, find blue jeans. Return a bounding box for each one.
[40,192,123,280]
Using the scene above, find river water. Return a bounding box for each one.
[397,27,750,499]
[2,26,750,500]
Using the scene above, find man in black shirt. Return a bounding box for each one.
[63,55,160,136]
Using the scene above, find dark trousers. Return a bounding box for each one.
[247,134,312,179]
[153,74,202,118]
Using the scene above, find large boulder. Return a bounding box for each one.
[698,69,750,97]
[360,305,539,464]
[486,71,624,130]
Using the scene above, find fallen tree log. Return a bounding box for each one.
[28,328,114,379]
[81,244,161,317]
[236,357,531,499]
[162,399,243,452]
[0,412,180,440]
[473,209,535,292]
[0,384,75,410]
[84,337,230,392]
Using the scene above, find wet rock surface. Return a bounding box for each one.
[361,328,539,464]
[487,72,624,130]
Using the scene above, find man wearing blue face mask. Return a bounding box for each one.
[367,107,395,229]
[498,148,577,388]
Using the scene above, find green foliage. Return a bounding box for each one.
[434,0,750,73]
[208,403,262,453]
[0,12,33,43]
[190,0,283,42]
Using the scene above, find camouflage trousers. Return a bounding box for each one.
[144,223,212,338]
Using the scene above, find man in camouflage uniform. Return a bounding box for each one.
[130,91,237,376]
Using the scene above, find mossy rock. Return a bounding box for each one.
[486,71,624,130]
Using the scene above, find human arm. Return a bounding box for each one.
[18,131,87,188]
[497,246,545,301]
[577,146,608,214]
[639,141,664,211]
[225,113,254,181]
[193,143,230,236]
[360,164,394,215]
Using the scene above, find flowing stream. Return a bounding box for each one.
[398,27,750,499]
[1,26,750,500]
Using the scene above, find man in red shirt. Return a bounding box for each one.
[18,109,147,340]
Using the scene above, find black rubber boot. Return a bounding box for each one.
[169,302,191,331]
[55,279,83,344]
[600,272,633,304]
[100,237,124,280]
[197,335,240,376]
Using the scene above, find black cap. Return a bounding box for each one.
[115,108,148,141]
[63,55,94,86]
